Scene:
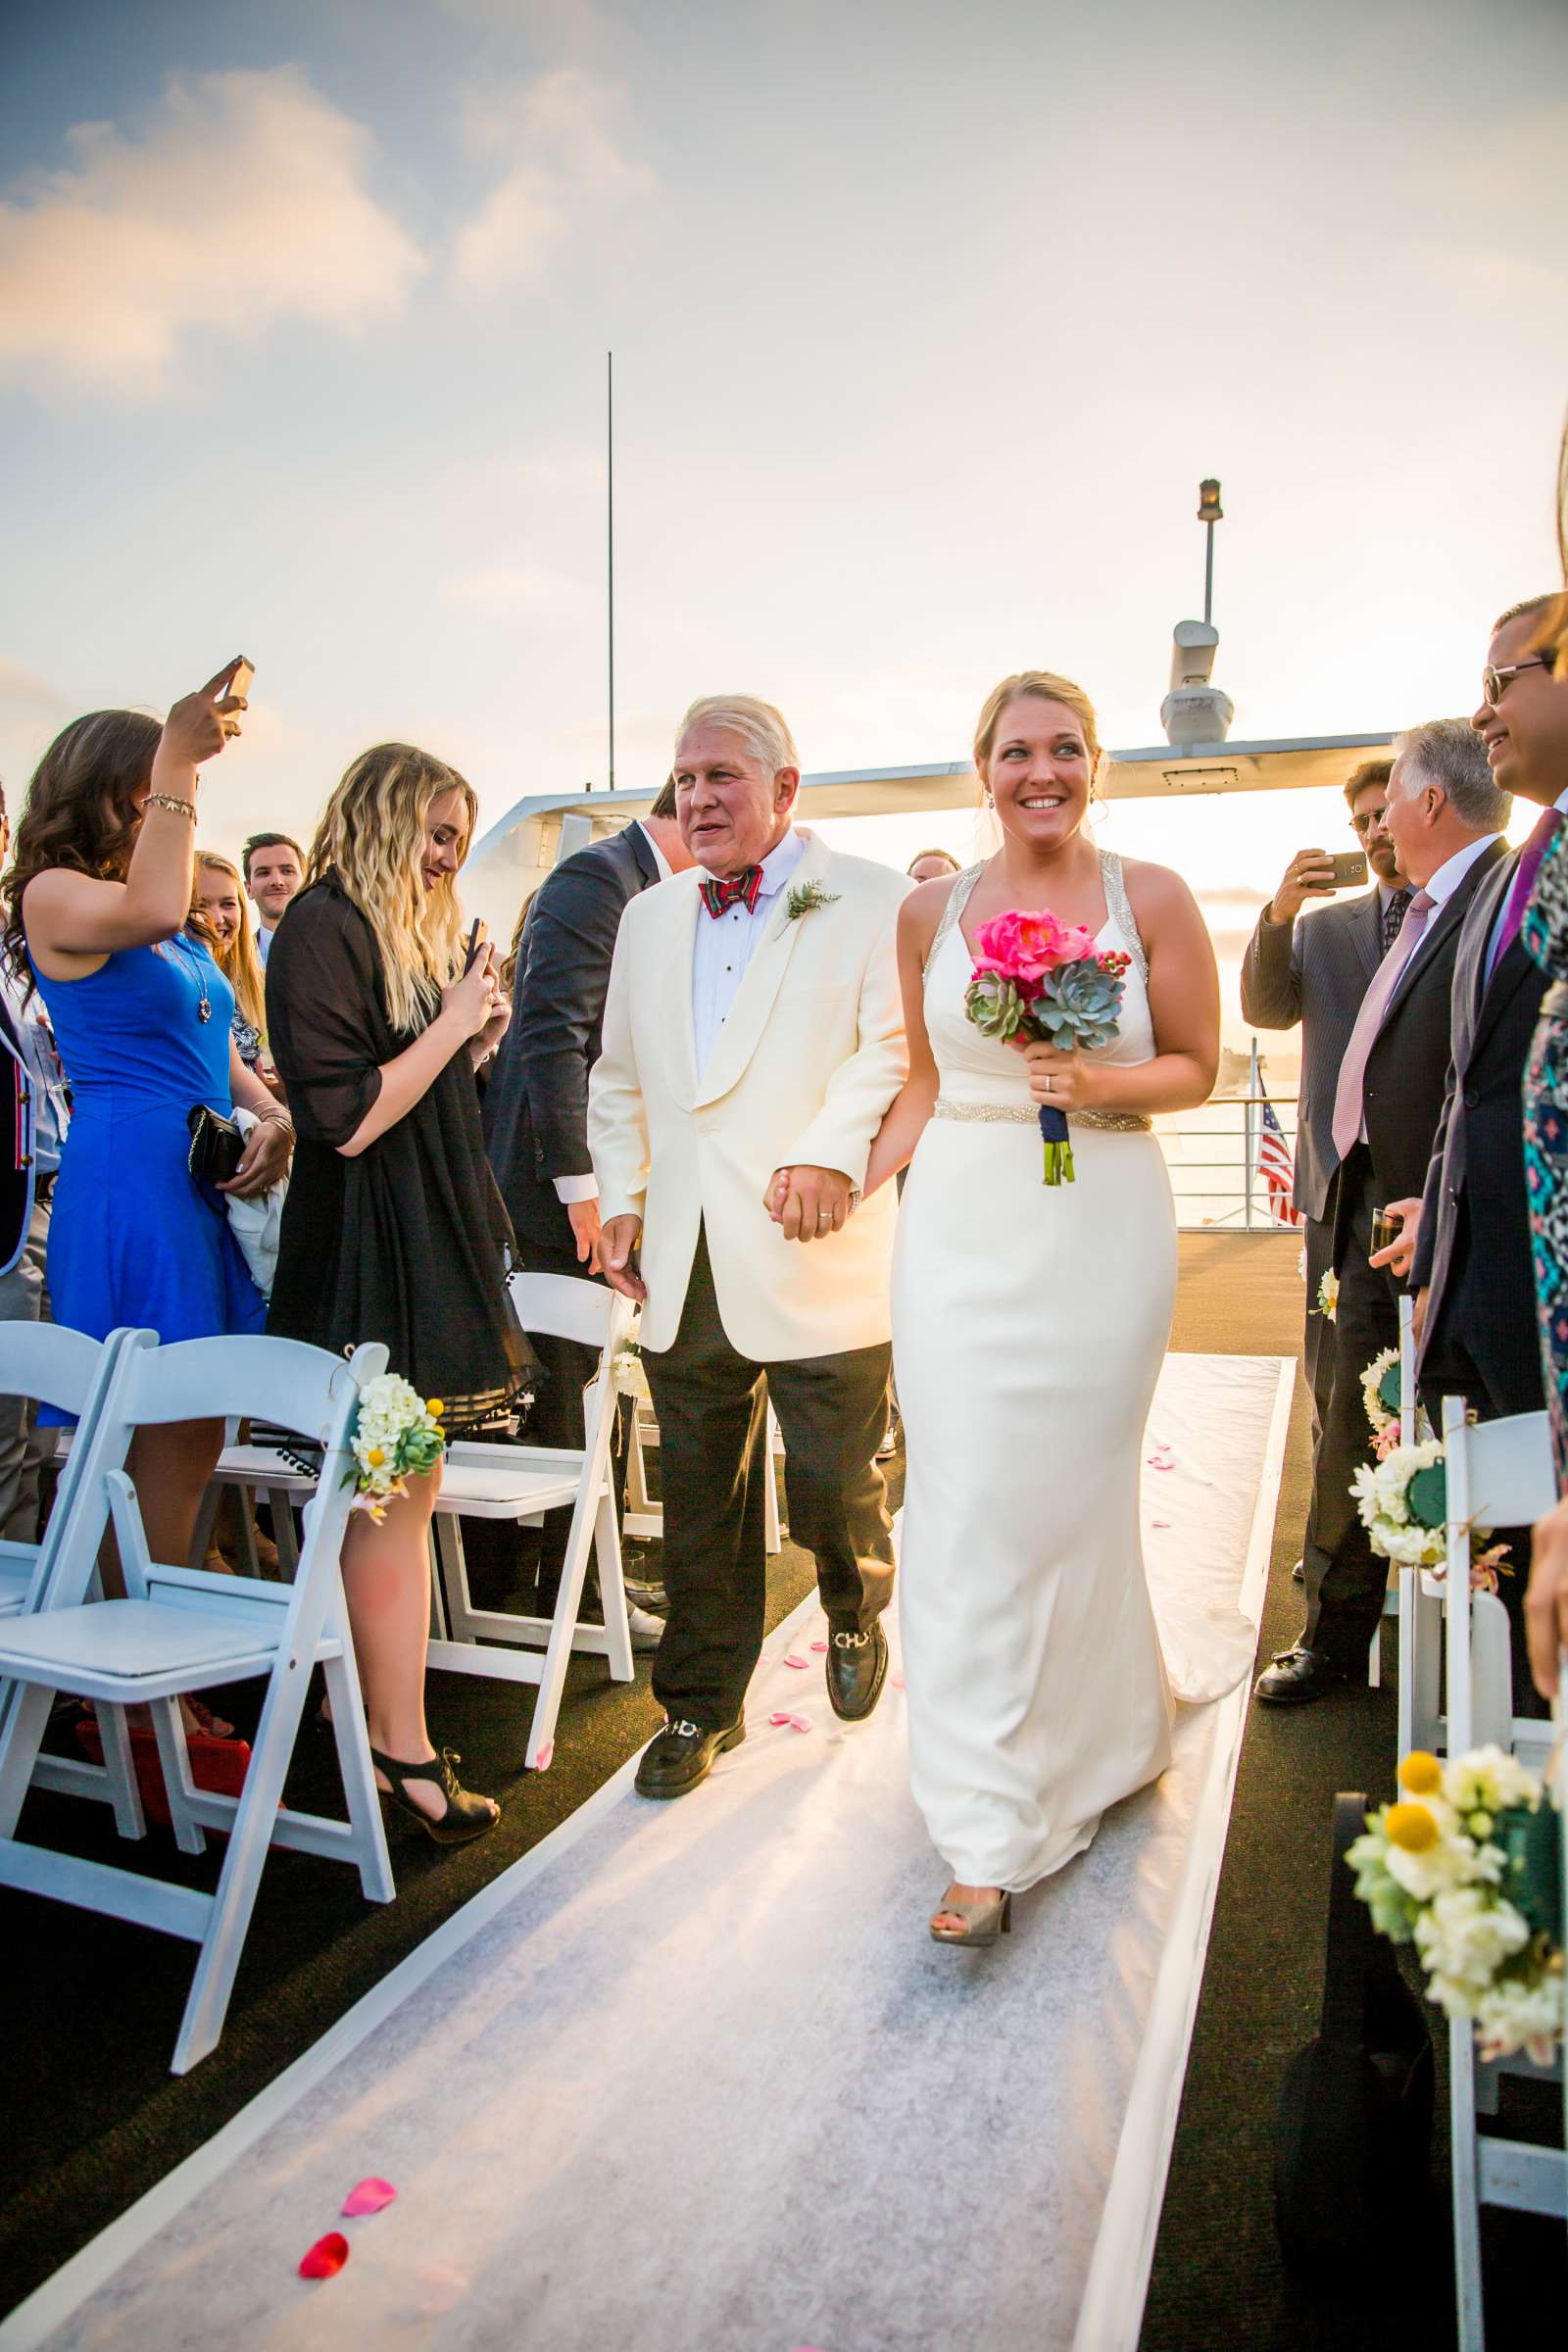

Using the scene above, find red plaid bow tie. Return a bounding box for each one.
[700,866,763,919]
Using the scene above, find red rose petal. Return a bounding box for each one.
[533,1740,554,1770]
[342,2177,397,2217]
[783,1652,808,1669]
[299,2231,349,2279]
[809,1639,828,1653]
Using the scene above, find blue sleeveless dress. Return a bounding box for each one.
[30,932,266,1410]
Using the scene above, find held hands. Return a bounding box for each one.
[471,981,512,1065]
[762,1165,856,1242]
[217,1115,292,1200]
[601,1213,646,1303]
[1017,1038,1100,1111]
[1268,848,1337,926]
[1369,1197,1422,1281]
[567,1195,604,1277]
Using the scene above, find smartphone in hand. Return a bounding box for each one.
[464,918,484,973]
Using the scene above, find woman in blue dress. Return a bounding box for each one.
[3,661,293,1580]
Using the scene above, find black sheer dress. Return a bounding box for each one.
[266,871,534,1431]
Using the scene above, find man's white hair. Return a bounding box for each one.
[675,695,800,779]
[1392,717,1511,832]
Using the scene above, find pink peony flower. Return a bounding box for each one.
[972,907,1098,984]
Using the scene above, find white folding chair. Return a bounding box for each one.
[1438,1395,1565,2351]
[0,1331,394,2074]
[1396,1293,1444,1755]
[0,1323,149,1835]
[209,1274,638,1773]
[625,1396,785,1554]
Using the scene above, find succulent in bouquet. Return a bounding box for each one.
[963,908,1130,1185]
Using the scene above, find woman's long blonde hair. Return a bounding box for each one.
[195,851,267,1036]
[307,743,476,1034]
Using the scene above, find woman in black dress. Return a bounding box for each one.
[267,743,527,1841]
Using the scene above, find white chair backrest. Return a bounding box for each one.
[0,1323,128,1613]
[1445,1403,1556,1535]
[54,1334,389,1606]
[507,1271,633,1357]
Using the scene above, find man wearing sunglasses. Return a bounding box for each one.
[1242,760,1407,1467]
[1374,594,1568,1710]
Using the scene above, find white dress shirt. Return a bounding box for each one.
[691,828,807,1082]
[555,822,673,1207]
[256,921,274,966]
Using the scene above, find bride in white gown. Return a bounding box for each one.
[863,670,1224,1946]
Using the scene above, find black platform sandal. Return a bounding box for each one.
[369,1746,501,1845]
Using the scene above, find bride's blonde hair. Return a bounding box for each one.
[307,742,476,1034]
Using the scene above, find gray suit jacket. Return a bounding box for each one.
[1239,888,1385,1223]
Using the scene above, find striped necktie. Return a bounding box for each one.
[1485,807,1562,980]
[1331,890,1435,1160]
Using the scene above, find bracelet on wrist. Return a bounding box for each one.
[146,792,197,821]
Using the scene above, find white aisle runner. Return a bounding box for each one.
[11,1353,1293,2352]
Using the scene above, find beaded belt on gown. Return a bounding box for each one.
[931,1096,1152,1133]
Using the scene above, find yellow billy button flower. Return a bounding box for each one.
[1397,1751,1443,1797]
[425,1400,445,1419]
[1385,1802,1440,1853]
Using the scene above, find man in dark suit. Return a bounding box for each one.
[1255,721,1508,1700]
[1374,598,1568,1712]
[484,779,693,1623]
[1241,761,1407,1452]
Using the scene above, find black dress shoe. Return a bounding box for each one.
[826,1621,890,1722]
[634,1714,744,1799]
[1253,1645,1348,1705]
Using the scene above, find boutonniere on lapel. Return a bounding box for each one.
[785,882,841,923]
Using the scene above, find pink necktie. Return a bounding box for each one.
[1331,890,1435,1161]
[1485,806,1562,979]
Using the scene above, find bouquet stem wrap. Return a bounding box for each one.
[1038,1102,1074,1186]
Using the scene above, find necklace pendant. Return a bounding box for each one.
[197,1001,212,1023]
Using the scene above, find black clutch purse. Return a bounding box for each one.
[187,1103,245,1187]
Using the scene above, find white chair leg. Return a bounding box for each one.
[1367,1621,1381,1689]
[434,1512,480,1643]
[526,1495,598,1769]
[1450,2012,1485,2351]
[147,1696,207,1858]
[595,1488,635,1684]
[319,1641,394,1903]
[0,1681,57,1838]
[171,1626,323,2074]
[96,1700,147,1839]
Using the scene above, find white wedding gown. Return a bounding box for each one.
[894,853,1250,1894]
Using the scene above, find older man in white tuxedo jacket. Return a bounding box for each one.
[590,695,910,1798]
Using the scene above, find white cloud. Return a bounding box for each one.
[453,69,653,292]
[0,67,425,392]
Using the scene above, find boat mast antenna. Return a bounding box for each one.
[1161,476,1234,748]
[607,349,615,795]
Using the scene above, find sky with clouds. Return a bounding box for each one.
[2,0,1566,943]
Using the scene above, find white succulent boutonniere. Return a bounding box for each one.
[785,881,841,923]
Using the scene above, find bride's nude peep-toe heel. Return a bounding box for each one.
[929,1888,1012,1947]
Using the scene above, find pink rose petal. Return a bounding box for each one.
[299,2231,349,2279]
[783,1652,808,1669]
[768,1709,813,1733]
[342,2177,397,2217]
[891,1671,906,1690]
[809,1639,828,1653]
[533,1740,554,1770]
[414,2262,468,2316]
[1152,1520,1171,1530]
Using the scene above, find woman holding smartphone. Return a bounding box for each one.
[3,662,292,1589]
[266,742,525,1843]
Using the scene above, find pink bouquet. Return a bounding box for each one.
[964,909,1130,1185]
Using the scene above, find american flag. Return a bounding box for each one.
[1254,1088,1302,1228]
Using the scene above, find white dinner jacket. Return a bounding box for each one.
[588,828,910,1360]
